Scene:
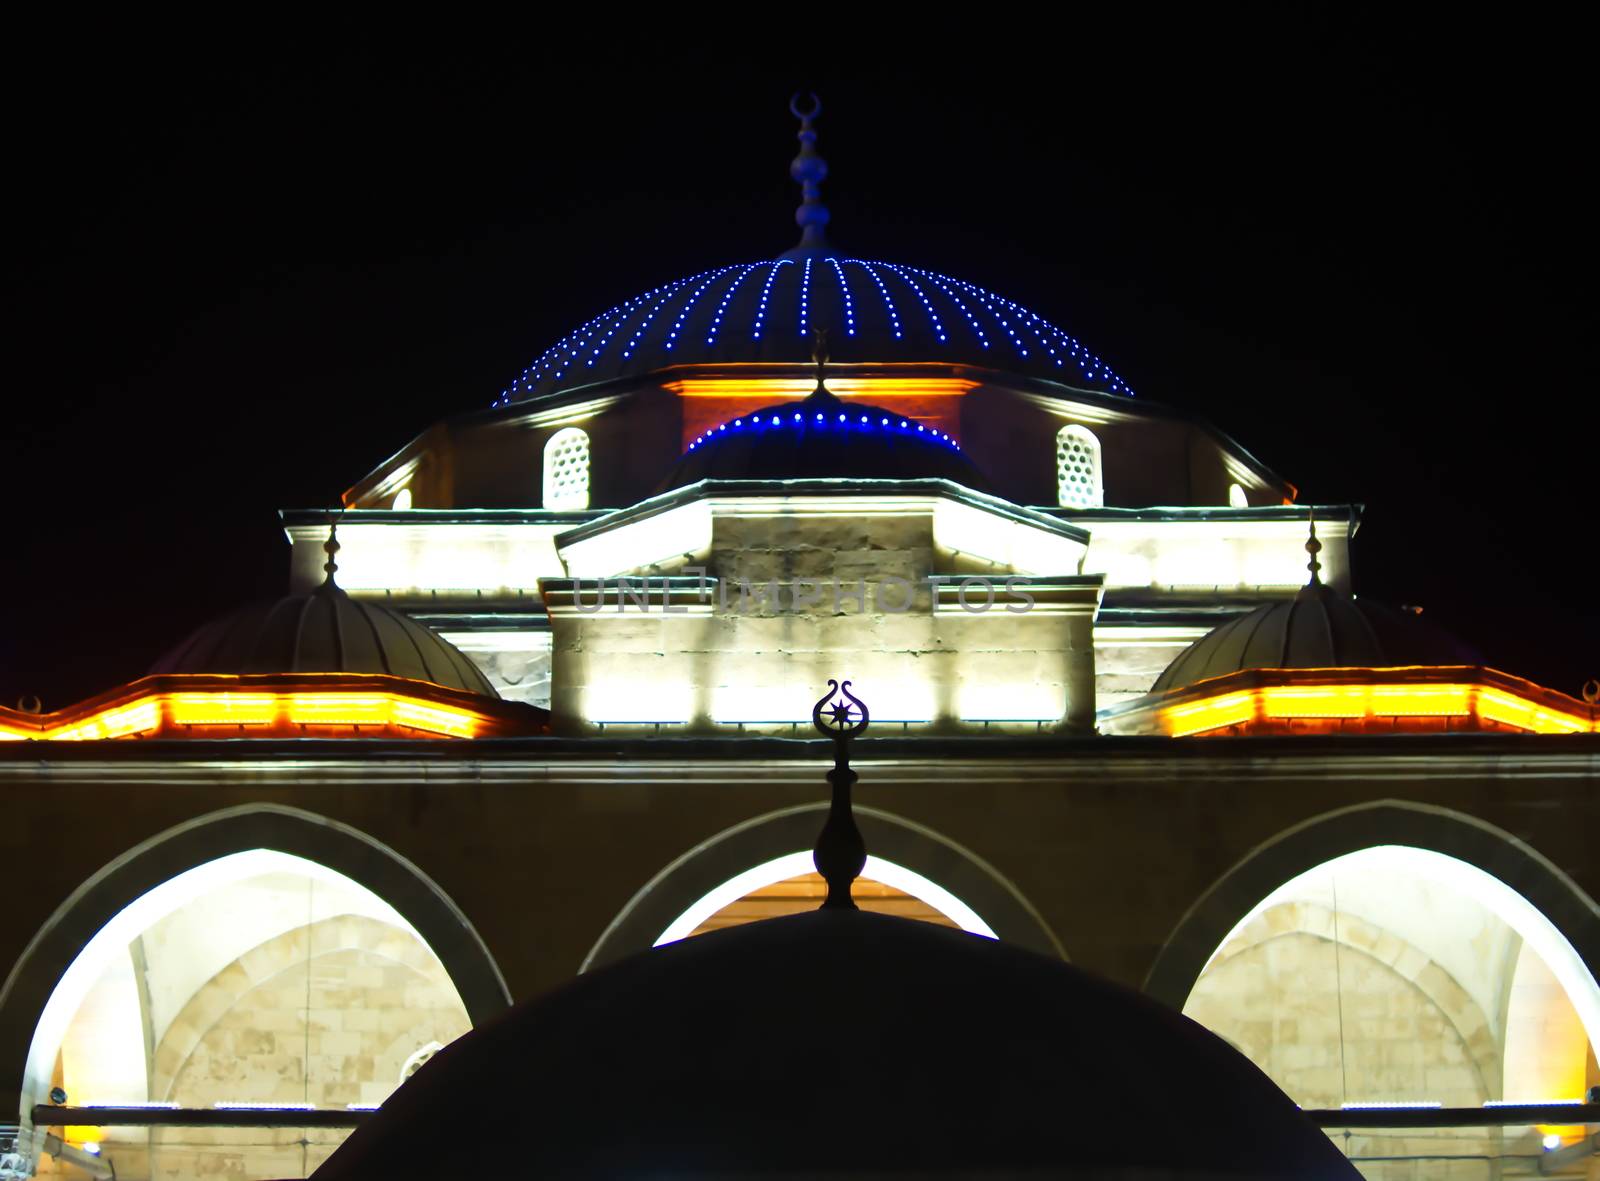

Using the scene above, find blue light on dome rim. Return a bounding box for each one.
[685,411,963,454]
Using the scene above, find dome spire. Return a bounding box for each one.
[1305,507,1323,587]
[810,679,869,909]
[320,512,345,592]
[779,93,832,260]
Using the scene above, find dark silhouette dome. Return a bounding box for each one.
[659,385,996,493]
[151,580,498,698]
[314,911,1357,1178]
[494,256,1135,405]
[1152,582,1481,694]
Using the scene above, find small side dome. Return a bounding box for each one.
[152,538,498,698]
[659,385,994,494]
[1153,582,1480,695]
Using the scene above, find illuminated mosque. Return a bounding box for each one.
[2,97,1597,1179]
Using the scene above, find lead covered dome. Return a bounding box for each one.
[313,910,1358,1178]
[151,533,498,698]
[1152,532,1478,695]
[658,381,996,492]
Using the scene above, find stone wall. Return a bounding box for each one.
[69,915,469,1181]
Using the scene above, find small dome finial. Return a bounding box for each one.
[322,512,342,587]
[811,679,869,909]
[779,93,832,260]
[1305,507,1323,586]
[811,326,829,389]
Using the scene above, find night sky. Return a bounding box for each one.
[6,20,1594,709]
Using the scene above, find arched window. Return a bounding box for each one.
[543,427,591,510]
[1055,425,1103,508]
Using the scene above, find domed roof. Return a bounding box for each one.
[658,384,995,493]
[495,256,1136,405]
[151,549,498,698]
[314,910,1356,1178]
[1152,581,1480,695]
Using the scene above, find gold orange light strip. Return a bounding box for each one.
[0,690,490,741]
[1162,683,1594,738]
[664,378,978,398]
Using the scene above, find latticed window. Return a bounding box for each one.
[1055,425,1103,508]
[543,427,591,510]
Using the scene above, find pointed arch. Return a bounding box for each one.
[0,804,509,1129]
[581,803,1063,971]
[1144,800,1600,1023]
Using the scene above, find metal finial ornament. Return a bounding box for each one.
[322,514,342,584]
[811,326,830,390]
[810,679,869,909]
[1305,507,1322,586]
[779,93,832,260]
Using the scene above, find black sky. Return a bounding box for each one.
[4,18,1595,707]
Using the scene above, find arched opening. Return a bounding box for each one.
[1,806,508,1180]
[654,851,999,945]
[583,805,1061,970]
[542,426,590,510]
[1055,423,1103,509]
[1177,844,1599,1171]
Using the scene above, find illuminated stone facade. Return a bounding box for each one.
[3,121,1597,1181]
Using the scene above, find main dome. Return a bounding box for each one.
[496,256,1136,404]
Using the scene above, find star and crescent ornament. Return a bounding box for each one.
[810,679,869,908]
[812,679,869,739]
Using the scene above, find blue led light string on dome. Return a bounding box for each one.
[939,270,1133,395]
[905,266,988,349]
[706,263,764,346]
[848,260,904,341]
[878,262,948,343]
[618,274,698,361]
[825,256,856,336]
[978,284,1060,367]
[513,303,620,397]
[540,285,666,384]
[551,303,627,382]
[604,278,694,366]
[939,272,1028,359]
[798,257,813,337]
[967,280,1073,373]
[586,284,668,369]
[751,259,792,340]
[665,265,739,352]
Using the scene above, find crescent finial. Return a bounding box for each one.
[778,94,833,260]
[810,678,869,909]
[789,91,822,122]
